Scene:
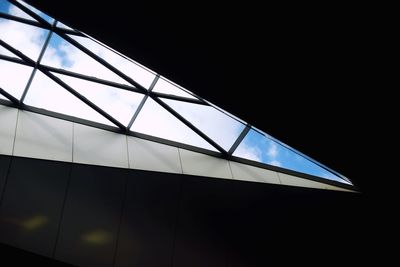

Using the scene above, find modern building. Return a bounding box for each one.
[0,1,361,266]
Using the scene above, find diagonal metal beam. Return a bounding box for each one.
[0,54,32,66]
[43,65,142,94]
[152,96,228,156]
[53,30,148,94]
[10,0,51,27]
[0,87,20,106]
[150,91,207,105]
[0,12,45,29]
[54,21,84,36]
[56,27,84,36]
[40,68,127,131]
[0,39,36,65]
[127,75,160,131]
[228,123,251,155]
[20,24,54,103]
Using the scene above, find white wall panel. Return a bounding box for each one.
[278,172,344,191]
[14,111,73,162]
[179,149,232,179]
[229,161,281,184]
[0,105,18,155]
[73,123,128,168]
[127,137,182,174]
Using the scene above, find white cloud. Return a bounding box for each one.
[267,141,278,158]
[0,60,32,98]
[8,3,33,20]
[268,160,282,167]
[0,17,47,60]
[234,142,262,162]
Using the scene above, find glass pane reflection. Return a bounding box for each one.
[234,129,347,183]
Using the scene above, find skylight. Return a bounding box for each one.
[0,0,351,186]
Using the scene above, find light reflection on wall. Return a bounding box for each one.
[2,215,49,231]
[81,228,112,245]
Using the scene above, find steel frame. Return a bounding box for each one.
[0,0,354,190]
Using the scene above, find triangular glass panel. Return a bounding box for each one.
[0,0,36,21]
[41,33,130,86]
[0,0,352,187]
[24,70,115,126]
[233,129,349,183]
[16,0,55,24]
[67,34,156,89]
[0,44,20,58]
[131,98,216,151]
[0,59,33,99]
[0,18,49,61]
[161,98,245,151]
[153,77,198,99]
[52,72,145,126]
[56,21,74,31]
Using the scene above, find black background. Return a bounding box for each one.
[2,0,394,265]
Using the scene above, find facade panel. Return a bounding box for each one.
[54,164,126,267]
[0,157,70,257]
[115,171,181,267]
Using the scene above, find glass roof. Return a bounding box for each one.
[233,129,348,183]
[0,0,351,186]
[131,98,217,151]
[0,0,35,21]
[67,34,156,89]
[0,59,33,99]
[15,0,54,24]
[41,33,130,86]
[0,44,20,58]
[24,70,114,126]
[153,77,198,99]
[56,21,74,31]
[161,98,246,151]
[52,72,144,126]
[0,18,49,61]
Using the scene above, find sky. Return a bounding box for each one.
[0,0,348,183]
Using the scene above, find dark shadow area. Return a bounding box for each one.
[0,155,382,266]
[0,243,76,266]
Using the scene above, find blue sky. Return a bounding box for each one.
[46,33,74,67]
[0,1,53,23]
[234,129,346,182]
[0,1,10,13]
